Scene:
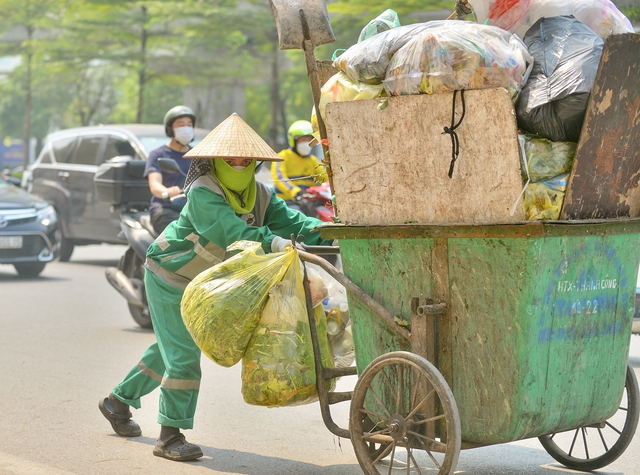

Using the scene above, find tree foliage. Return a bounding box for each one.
[0,0,635,160]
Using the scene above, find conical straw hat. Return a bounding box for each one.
[184,113,283,162]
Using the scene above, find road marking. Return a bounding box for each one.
[0,451,75,475]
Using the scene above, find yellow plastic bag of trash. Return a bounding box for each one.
[524,173,568,220]
[241,251,335,407]
[311,72,385,140]
[181,241,295,367]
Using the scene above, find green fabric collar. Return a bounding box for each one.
[209,159,257,214]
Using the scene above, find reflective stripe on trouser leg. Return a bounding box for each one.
[145,270,202,429]
[112,343,165,409]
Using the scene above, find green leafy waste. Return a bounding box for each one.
[242,305,336,407]
[181,242,294,367]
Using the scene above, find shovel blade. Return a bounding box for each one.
[269,0,335,50]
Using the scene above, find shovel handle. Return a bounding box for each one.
[300,9,333,189]
[303,43,327,144]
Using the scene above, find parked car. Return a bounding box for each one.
[22,124,209,261]
[0,175,59,276]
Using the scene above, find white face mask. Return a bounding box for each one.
[174,126,195,146]
[232,165,247,171]
[296,142,312,157]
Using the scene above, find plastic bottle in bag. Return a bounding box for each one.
[322,283,348,314]
[326,303,355,367]
[331,326,355,368]
[306,265,328,307]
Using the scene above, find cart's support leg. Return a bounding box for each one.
[411,298,447,445]
[411,298,446,365]
[301,257,352,439]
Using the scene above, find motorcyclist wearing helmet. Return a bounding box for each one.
[271,120,328,208]
[144,105,197,234]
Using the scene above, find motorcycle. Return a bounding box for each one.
[104,158,185,329]
[105,206,156,328]
[297,182,335,223]
[293,182,341,267]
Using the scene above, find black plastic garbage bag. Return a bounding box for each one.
[515,16,604,142]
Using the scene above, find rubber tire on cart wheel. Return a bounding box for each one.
[350,351,461,475]
[13,262,46,277]
[58,234,75,262]
[538,364,639,471]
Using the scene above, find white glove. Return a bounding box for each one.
[271,236,291,253]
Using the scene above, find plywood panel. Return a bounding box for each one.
[324,88,525,225]
[561,34,640,219]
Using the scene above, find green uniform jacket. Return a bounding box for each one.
[145,173,330,290]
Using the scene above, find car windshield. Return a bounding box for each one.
[138,136,202,155]
[138,136,169,153]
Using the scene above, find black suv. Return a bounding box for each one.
[22,124,208,261]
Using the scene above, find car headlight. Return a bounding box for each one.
[37,205,57,227]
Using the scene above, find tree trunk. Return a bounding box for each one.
[22,0,35,169]
[268,39,281,150]
[137,6,148,123]
[22,22,33,169]
[280,97,288,150]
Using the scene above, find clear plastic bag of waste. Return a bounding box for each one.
[384,21,532,101]
[468,0,633,39]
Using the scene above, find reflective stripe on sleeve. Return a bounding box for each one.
[156,232,170,251]
[185,233,220,263]
[160,250,191,262]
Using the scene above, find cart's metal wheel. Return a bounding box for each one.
[539,364,639,472]
[350,351,461,475]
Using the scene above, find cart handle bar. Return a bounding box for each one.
[298,250,411,341]
[300,243,340,254]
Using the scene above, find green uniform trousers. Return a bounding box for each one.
[112,270,202,429]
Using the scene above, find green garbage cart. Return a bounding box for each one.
[290,31,640,475]
[300,218,640,474]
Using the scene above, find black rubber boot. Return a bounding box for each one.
[98,393,142,437]
[153,426,203,461]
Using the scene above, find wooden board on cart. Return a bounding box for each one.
[324,87,525,225]
[561,33,640,219]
